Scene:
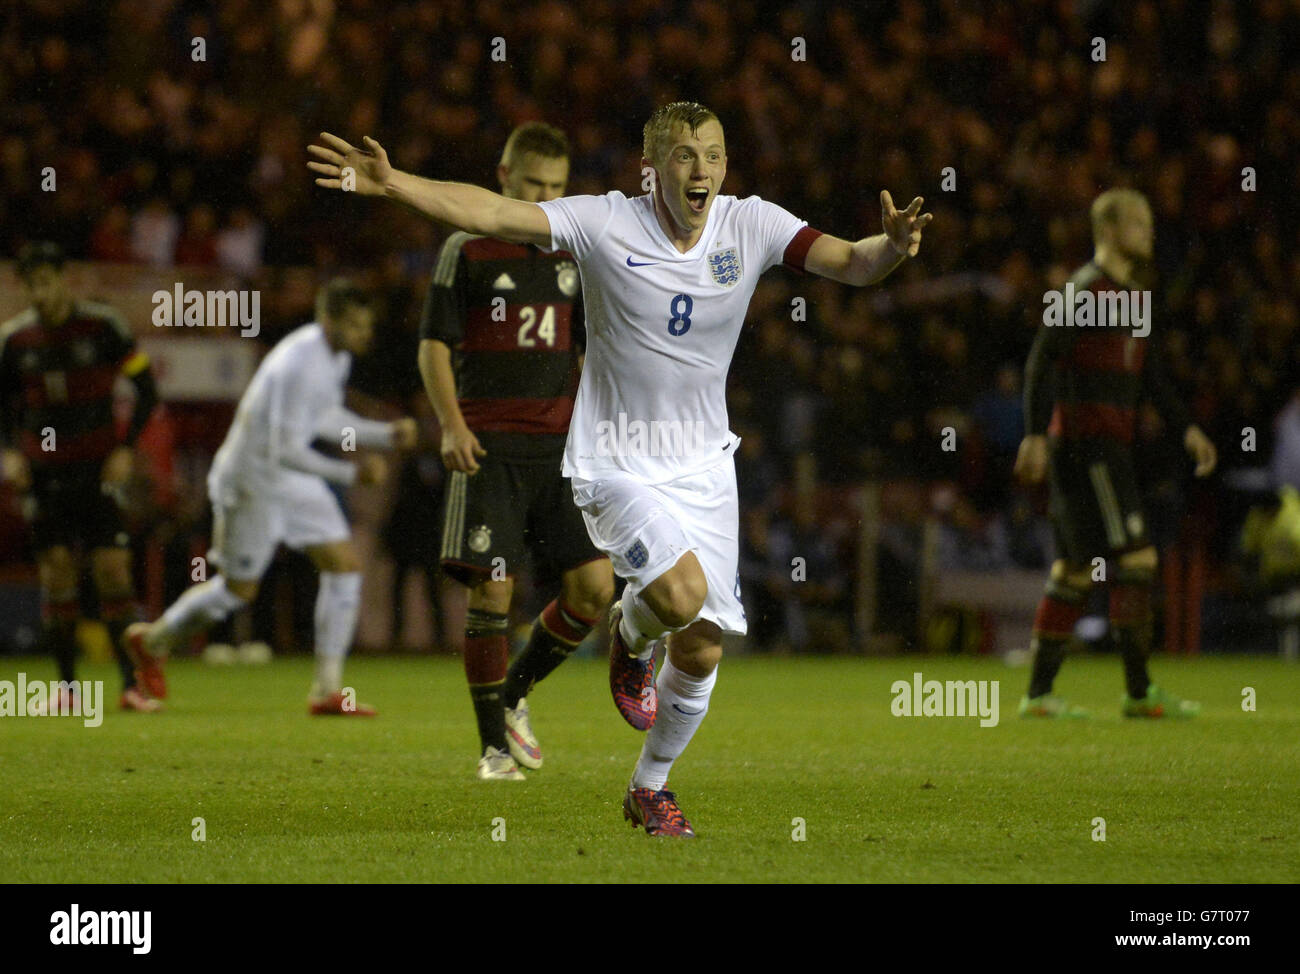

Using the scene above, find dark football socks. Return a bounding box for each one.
[503,599,597,708]
[464,608,510,752]
[1027,579,1088,698]
[42,597,79,685]
[101,597,142,691]
[1110,567,1154,699]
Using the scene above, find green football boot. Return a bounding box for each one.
[1122,684,1201,718]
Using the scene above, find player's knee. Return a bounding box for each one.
[226,577,259,603]
[645,567,707,629]
[470,578,513,616]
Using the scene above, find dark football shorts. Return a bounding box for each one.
[439,449,605,585]
[1047,438,1149,564]
[29,465,131,553]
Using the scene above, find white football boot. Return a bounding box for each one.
[504,697,542,770]
[476,745,525,781]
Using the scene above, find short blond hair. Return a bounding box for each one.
[500,121,570,168]
[1090,188,1150,242]
[642,101,722,167]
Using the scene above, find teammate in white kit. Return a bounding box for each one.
[309,102,931,832]
[125,279,418,714]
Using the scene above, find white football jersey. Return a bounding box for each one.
[539,191,806,484]
[209,322,390,494]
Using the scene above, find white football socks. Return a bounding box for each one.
[631,656,717,792]
[147,576,246,656]
[312,571,361,696]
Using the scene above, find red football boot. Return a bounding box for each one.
[623,787,695,837]
[608,602,657,730]
[308,691,377,716]
[123,622,168,700]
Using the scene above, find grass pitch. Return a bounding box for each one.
[2,653,1297,883]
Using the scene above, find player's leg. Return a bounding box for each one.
[608,552,709,729]
[137,574,258,657]
[502,556,613,769]
[621,459,744,837]
[1115,545,1199,717]
[301,537,372,715]
[82,481,156,708]
[127,492,269,683]
[461,577,522,777]
[504,556,613,703]
[440,463,529,778]
[28,478,87,713]
[623,618,721,837]
[1021,558,1093,716]
[1088,448,1199,717]
[1022,442,1098,717]
[571,475,708,729]
[89,544,159,712]
[34,544,82,714]
[500,467,615,765]
[274,475,372,715]
[1111,544,1157,701]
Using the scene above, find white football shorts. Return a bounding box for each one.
[208,473,350,581]
[571,457,746,635]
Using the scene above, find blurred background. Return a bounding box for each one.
[2,0,1300,663]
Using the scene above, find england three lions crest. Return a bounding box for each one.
[707,246,741,288]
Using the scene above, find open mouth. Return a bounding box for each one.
[685,187,709,214]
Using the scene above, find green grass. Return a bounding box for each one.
[2,653,1298,883]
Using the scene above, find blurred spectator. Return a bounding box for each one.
[89,204,132,262]
[129,197,180,267]
[761,491,853,653]
[174,204,220,266]
[215,206,265,278]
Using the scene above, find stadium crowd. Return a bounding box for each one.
[3,0,1298,652]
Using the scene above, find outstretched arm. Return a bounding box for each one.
[307,133,552,246]
[804,191,933,286]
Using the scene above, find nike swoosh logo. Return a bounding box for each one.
[626,256,657,267]
[671,703,703,716]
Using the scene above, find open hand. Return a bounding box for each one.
[881,191,932,258]
[308,133,392,197]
